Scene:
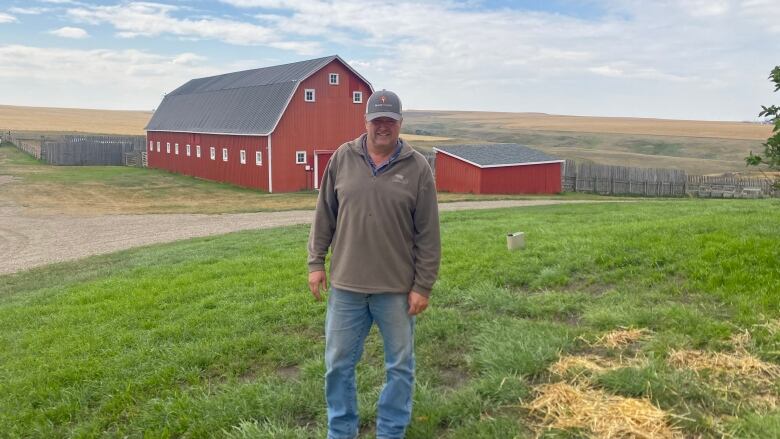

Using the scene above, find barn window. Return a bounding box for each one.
[240,150,246,165]
[196,145,201,158]
[156,141,160,152]
[186,144,191,156]
[255,151,262,166]
[304,89,315,102]
[166,142,171,153]
[210,147,216,160]
[329,73,339,85]
[296,151,306,164]
[353,91,363,103]
[149,140,153,151]
[175,143,179,155]
[222,148,228,162]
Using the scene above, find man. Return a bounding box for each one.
[307,89,441,439]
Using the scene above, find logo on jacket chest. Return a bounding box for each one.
[391,173,408,184]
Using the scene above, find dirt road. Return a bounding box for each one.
[1,200,603,275]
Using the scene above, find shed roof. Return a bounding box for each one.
[433,143,563,168]
[145,55,371,135]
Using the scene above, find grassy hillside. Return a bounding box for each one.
[1,200,778,437]
[403,111,772,176]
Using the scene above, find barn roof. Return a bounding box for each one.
[145,55,371,136]
[433,144,563,168]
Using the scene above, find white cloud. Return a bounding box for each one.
[0,13,18,23]
[9,7,50,15]
[67,2,320,54]
[0,44,222,110]
[172,52,207,65]
[49,26,89,39]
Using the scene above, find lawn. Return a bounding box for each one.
[1,199,778,437]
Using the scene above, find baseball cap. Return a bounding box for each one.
[365,89,402,121]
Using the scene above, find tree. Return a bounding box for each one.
[746,66,780,190]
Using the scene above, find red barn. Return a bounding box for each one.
[145,55,372,192]
[433,144,564,194]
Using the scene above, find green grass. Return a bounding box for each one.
[1,200,779,437]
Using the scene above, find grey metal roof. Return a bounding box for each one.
[434,144,561,167]
[146,55,371,135]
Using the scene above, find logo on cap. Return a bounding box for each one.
[380,96,386,104]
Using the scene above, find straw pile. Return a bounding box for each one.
[526,382,683,439]
[595,328,652,349]
[667,349,780,384]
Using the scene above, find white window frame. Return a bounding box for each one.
[222,148,228,162]
[174,143,179,155]
[166,142,171,153]
[304,89,315,102]
[295,150,307,164]
[149,140,153,151]
[255,151,262,166]
[186,144,191,157]
[156,141,160,152]
[353,91,363,103]
[210,146,216,160]
[196,145,201,158]
[240,150,246,165]
[329,73,339,85]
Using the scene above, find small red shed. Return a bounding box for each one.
[433,144,564,194]
[145,55,372,192]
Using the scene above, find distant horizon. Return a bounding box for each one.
[0,103,771,125]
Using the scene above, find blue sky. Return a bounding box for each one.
[0,0,777,121]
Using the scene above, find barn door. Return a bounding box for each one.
[314,150,334,190]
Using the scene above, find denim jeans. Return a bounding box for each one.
[325,288,415,439]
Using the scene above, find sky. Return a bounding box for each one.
[0,0,778,121]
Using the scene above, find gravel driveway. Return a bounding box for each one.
[1,200,601,276]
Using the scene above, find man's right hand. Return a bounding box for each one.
[308,270,328,301]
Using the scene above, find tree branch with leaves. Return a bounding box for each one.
[746,66,780,190]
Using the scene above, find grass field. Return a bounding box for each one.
[1,199,778,437]
[403,111,772,176]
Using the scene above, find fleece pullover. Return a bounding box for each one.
[307,134,441,296]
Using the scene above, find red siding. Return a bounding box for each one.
[146,132,269,191]
[435,153,481,193]
[271,60,371,192]
[434,152,562,194]
[480,162,562,194]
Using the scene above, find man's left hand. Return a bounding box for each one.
[408,291,429,316]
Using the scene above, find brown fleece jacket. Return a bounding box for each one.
[307,134,441,296]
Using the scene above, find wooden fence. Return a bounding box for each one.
[41,135,145,165]
[563,160,777,198]
[3,131,145,165]
[563,160,688,196]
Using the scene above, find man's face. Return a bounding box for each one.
[366,117,402,151]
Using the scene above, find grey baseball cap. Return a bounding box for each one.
[365,89,402,121]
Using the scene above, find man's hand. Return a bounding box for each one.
[308,270,327,301]
[408,291,429,316]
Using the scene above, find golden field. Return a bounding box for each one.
[0,105,152,136]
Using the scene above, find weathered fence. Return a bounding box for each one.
[563,160,687,196]
[563,160,777,198]
[6,132,44,159]
[686,175,776,198]
[41,135,145,165]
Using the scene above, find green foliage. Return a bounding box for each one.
[747,66,780,189]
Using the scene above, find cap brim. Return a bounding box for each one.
[366,112,402,121]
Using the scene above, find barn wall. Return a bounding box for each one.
[434,153,482,193]
[480,162,562,194]
[146,132,269,191]
[271,59,371,192]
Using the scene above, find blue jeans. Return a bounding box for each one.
[325,288,416,439]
